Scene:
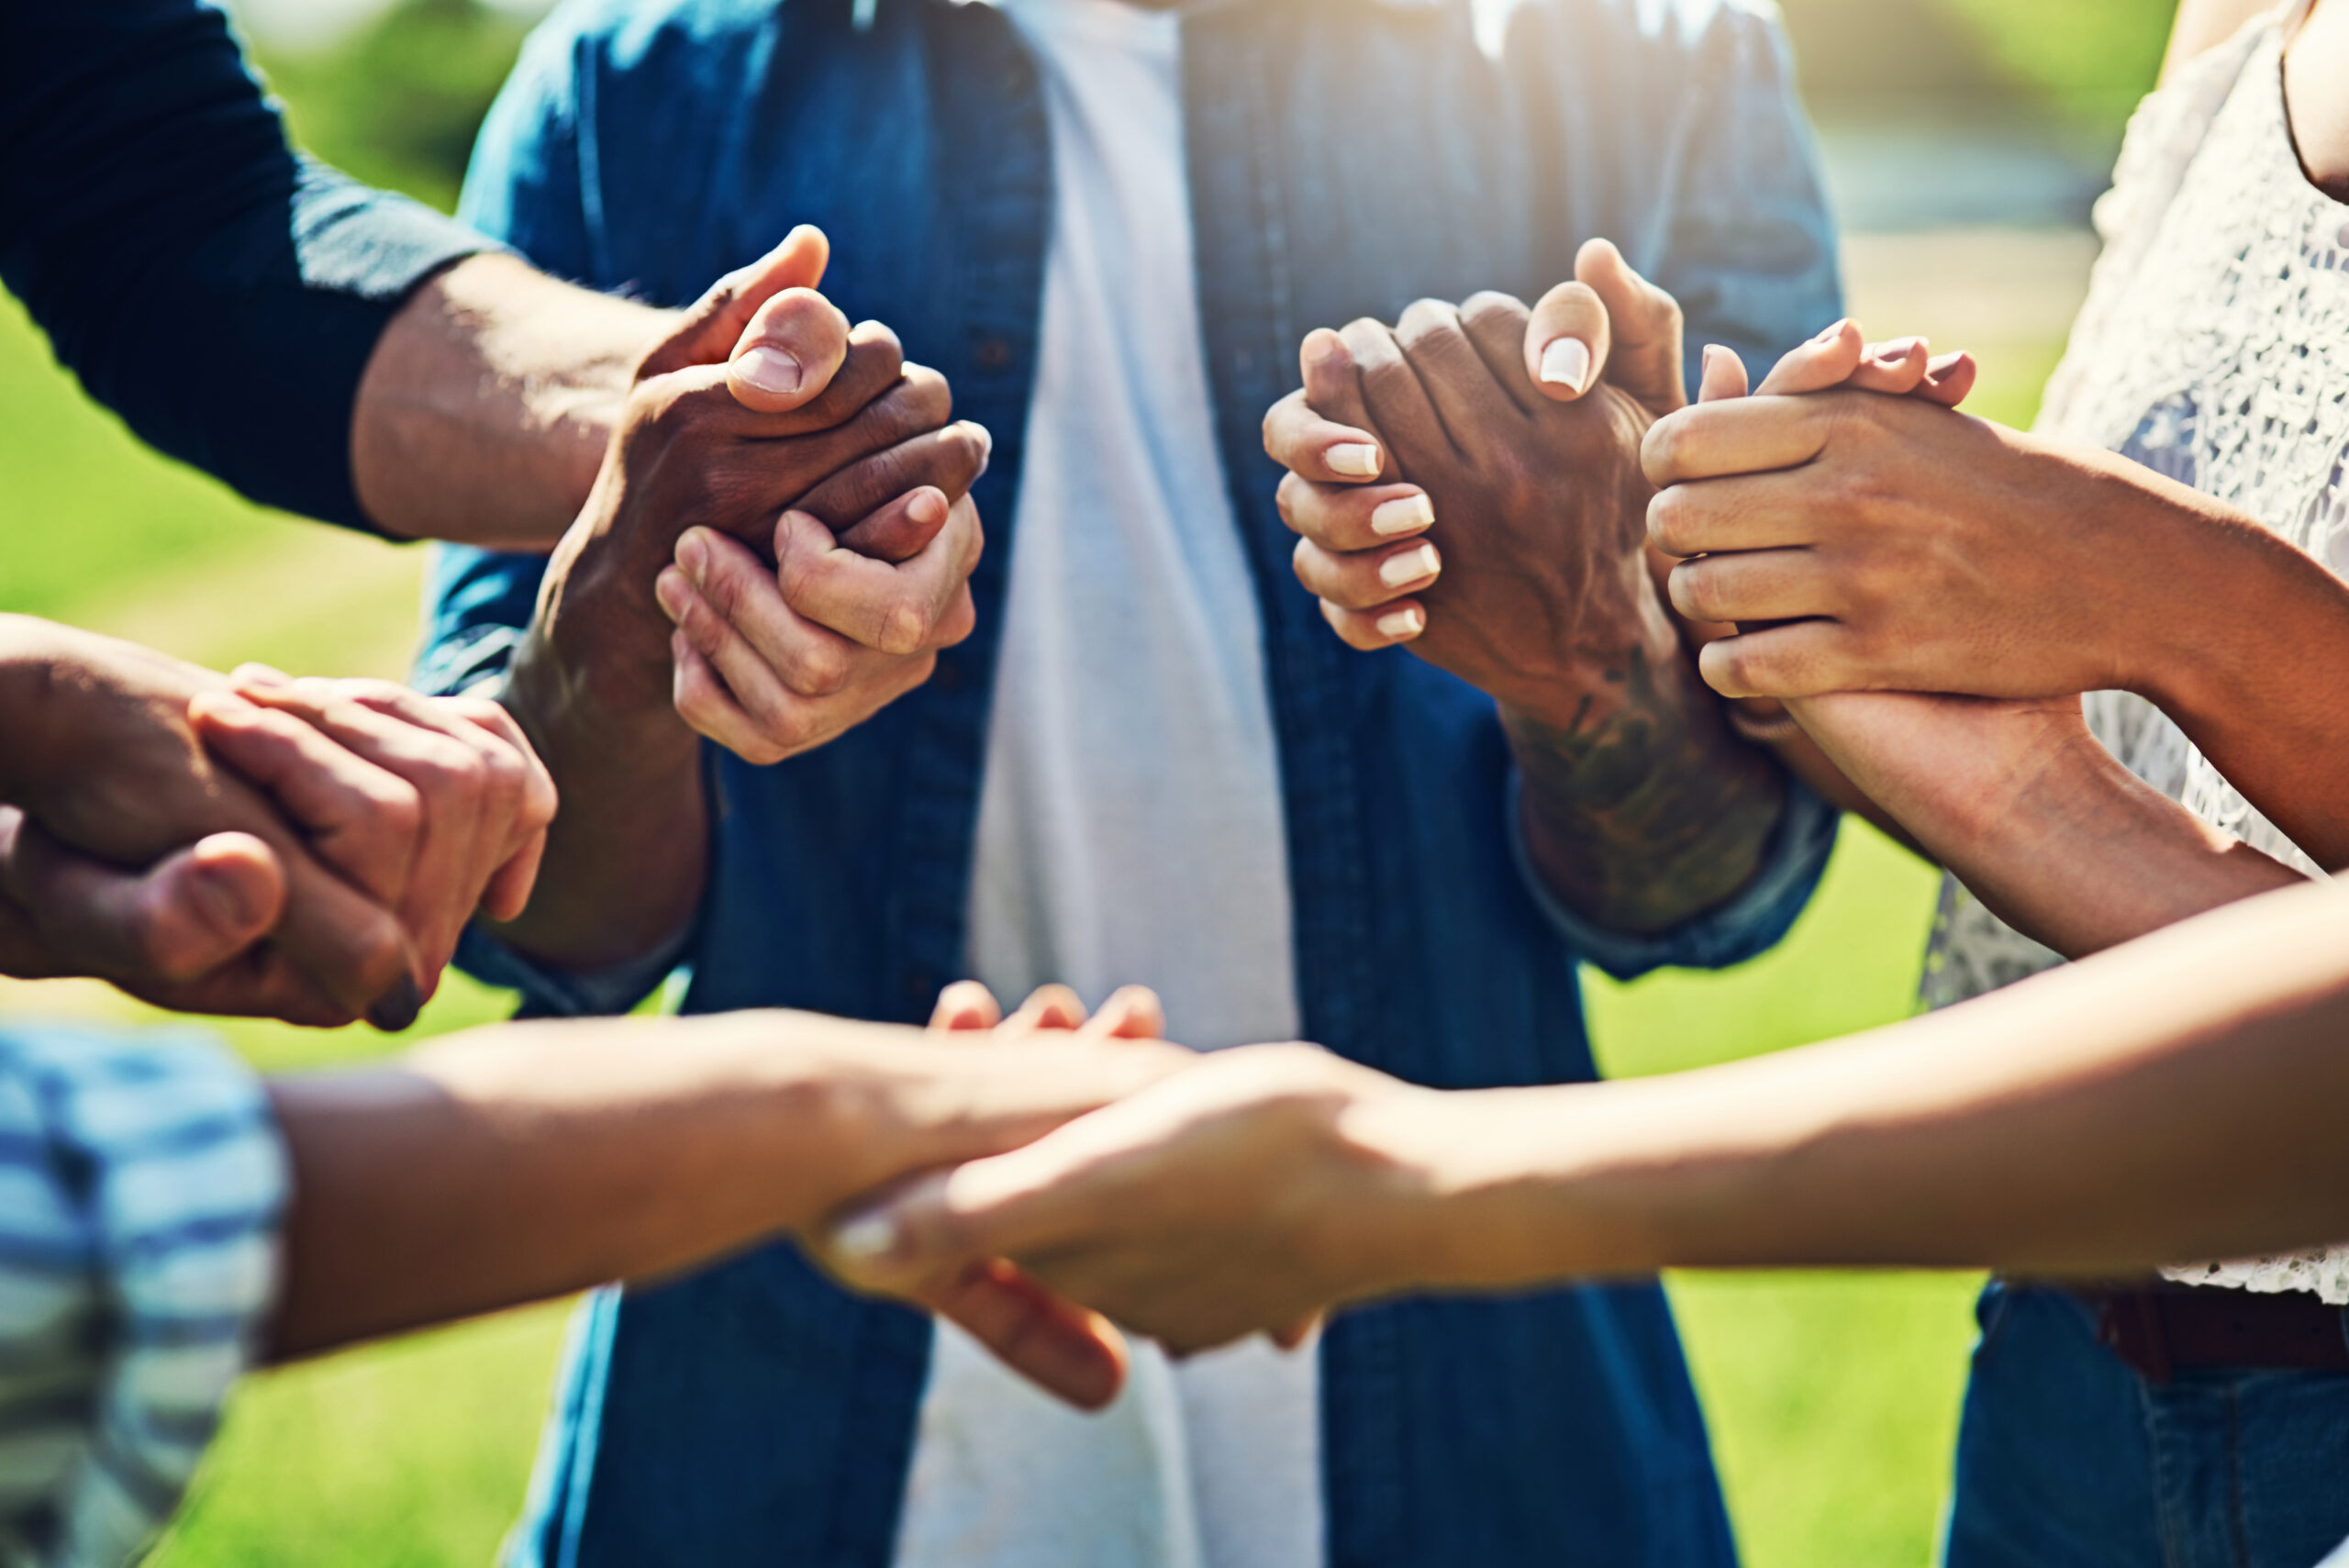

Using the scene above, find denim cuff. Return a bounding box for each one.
[1509,768,1839,982]
[453,923,689,1019]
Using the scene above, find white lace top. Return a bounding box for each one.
[1921,1,2349,1302]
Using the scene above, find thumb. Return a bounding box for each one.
[1573,238,1686,416]
[0,812,286,984]
[727,287,853,415]
[640,224,832,380]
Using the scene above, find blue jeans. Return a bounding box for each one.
[1947,1284,2349,1568]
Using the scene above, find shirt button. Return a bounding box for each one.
[973,336,1015,372]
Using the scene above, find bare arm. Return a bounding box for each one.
[2164,0,2277,79]
[827,878,2349,1353]
[351,254,674,550]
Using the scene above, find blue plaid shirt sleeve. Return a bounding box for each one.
[0,1024,286,1568]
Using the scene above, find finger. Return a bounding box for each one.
[1922,350,1978,407]
[1319,595,1426,651]
[1291,535,1442,612]
[775,500,983,656]
[1080,985,1166,1042]
[1839,337,1932,396]
[1274,472,1434,551]
[190,692,421,906]
[796,417,992,532]
[1667,550,1841,627]
[1754,318,1865,397]
[1393,297,1518,445]
[423,697,558,922]
[833,484,953,566]
[930,980,1004,1032]
[1698,619,1868,701]
[1522,280,1608,402]
[1574,238,1687,416]
[1267,332,1388,482]
[1453,291,1540,417]
[1639,396,1832,488]
[0,815,286,984]
[1346,317,1453,468]
[727,288,853,414]
[225,679,522,985]
[640,225,831,379]
[1646,466,1829,559]
[1698,344,1752,403]
[925,1258,1130,1412]
[1006,984,1089,1034]
[659,571,910,766]
[671,528,866,700]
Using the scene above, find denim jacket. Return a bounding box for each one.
[420,0,1842,1561]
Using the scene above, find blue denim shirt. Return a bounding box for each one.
[422,0,1843,1562]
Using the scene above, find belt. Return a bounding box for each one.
[2072,1281,2349,1382]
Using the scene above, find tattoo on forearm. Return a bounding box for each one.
[1506,644,1787,935]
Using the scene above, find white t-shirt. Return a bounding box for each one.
[892,0,1326,1565]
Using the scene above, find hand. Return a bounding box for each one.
[1260,240,1674,698]
[1641,329,2201,706]
[0,621,554,1027]
[807,980,1185,1407]
[821,1042,1444,1357]
[525,225,988,738]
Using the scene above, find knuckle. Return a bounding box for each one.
[794,640,853,697]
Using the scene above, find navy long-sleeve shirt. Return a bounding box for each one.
[2,0,494,530]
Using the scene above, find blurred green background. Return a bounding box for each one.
[0,0,2181,1562]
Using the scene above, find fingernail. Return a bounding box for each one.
[654,570,692,622]
[192,861,272,936]
[1813,318,1851,345]
[1327,442,1382,478]
[1379,541,1442,588]
[1874,337,1920,366]
[365,973,424,1033]
[1539,338,1593,393]
[676,530,708,584]
[1370,494,1434,536]
[1376,606,1426,640]
[831,1212,898,1263]
[1927,350,1969,377]
[734,345,805,397]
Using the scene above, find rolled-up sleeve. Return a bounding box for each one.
[0,0,499,531]
[0,1023,286,1568]
[1512,771,1842,982]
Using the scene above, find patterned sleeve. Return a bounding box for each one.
[0,1024,286,1568]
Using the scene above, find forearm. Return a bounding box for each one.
[1908,729,2304,958]
[2132,492,2349,872]
[265,1011,1183,1358]
[1502,589,1786,934]
[1403,877,2349,1289]
[489,615,707,970]
[352,255,674,550]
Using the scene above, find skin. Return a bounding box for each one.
[822,876,2349,1358]
[1258,242,1786,935]
[0,618,553,1028]
[1651,337,2306,960]
[269,984,1188,1411]
[487,228,992,970]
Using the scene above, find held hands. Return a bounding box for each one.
[0,623,553,1029]
[537,224,985,763]
[822,1027,1448,1360]
[1258,239,1682,707]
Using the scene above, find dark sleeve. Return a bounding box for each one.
[0,0,500,531]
